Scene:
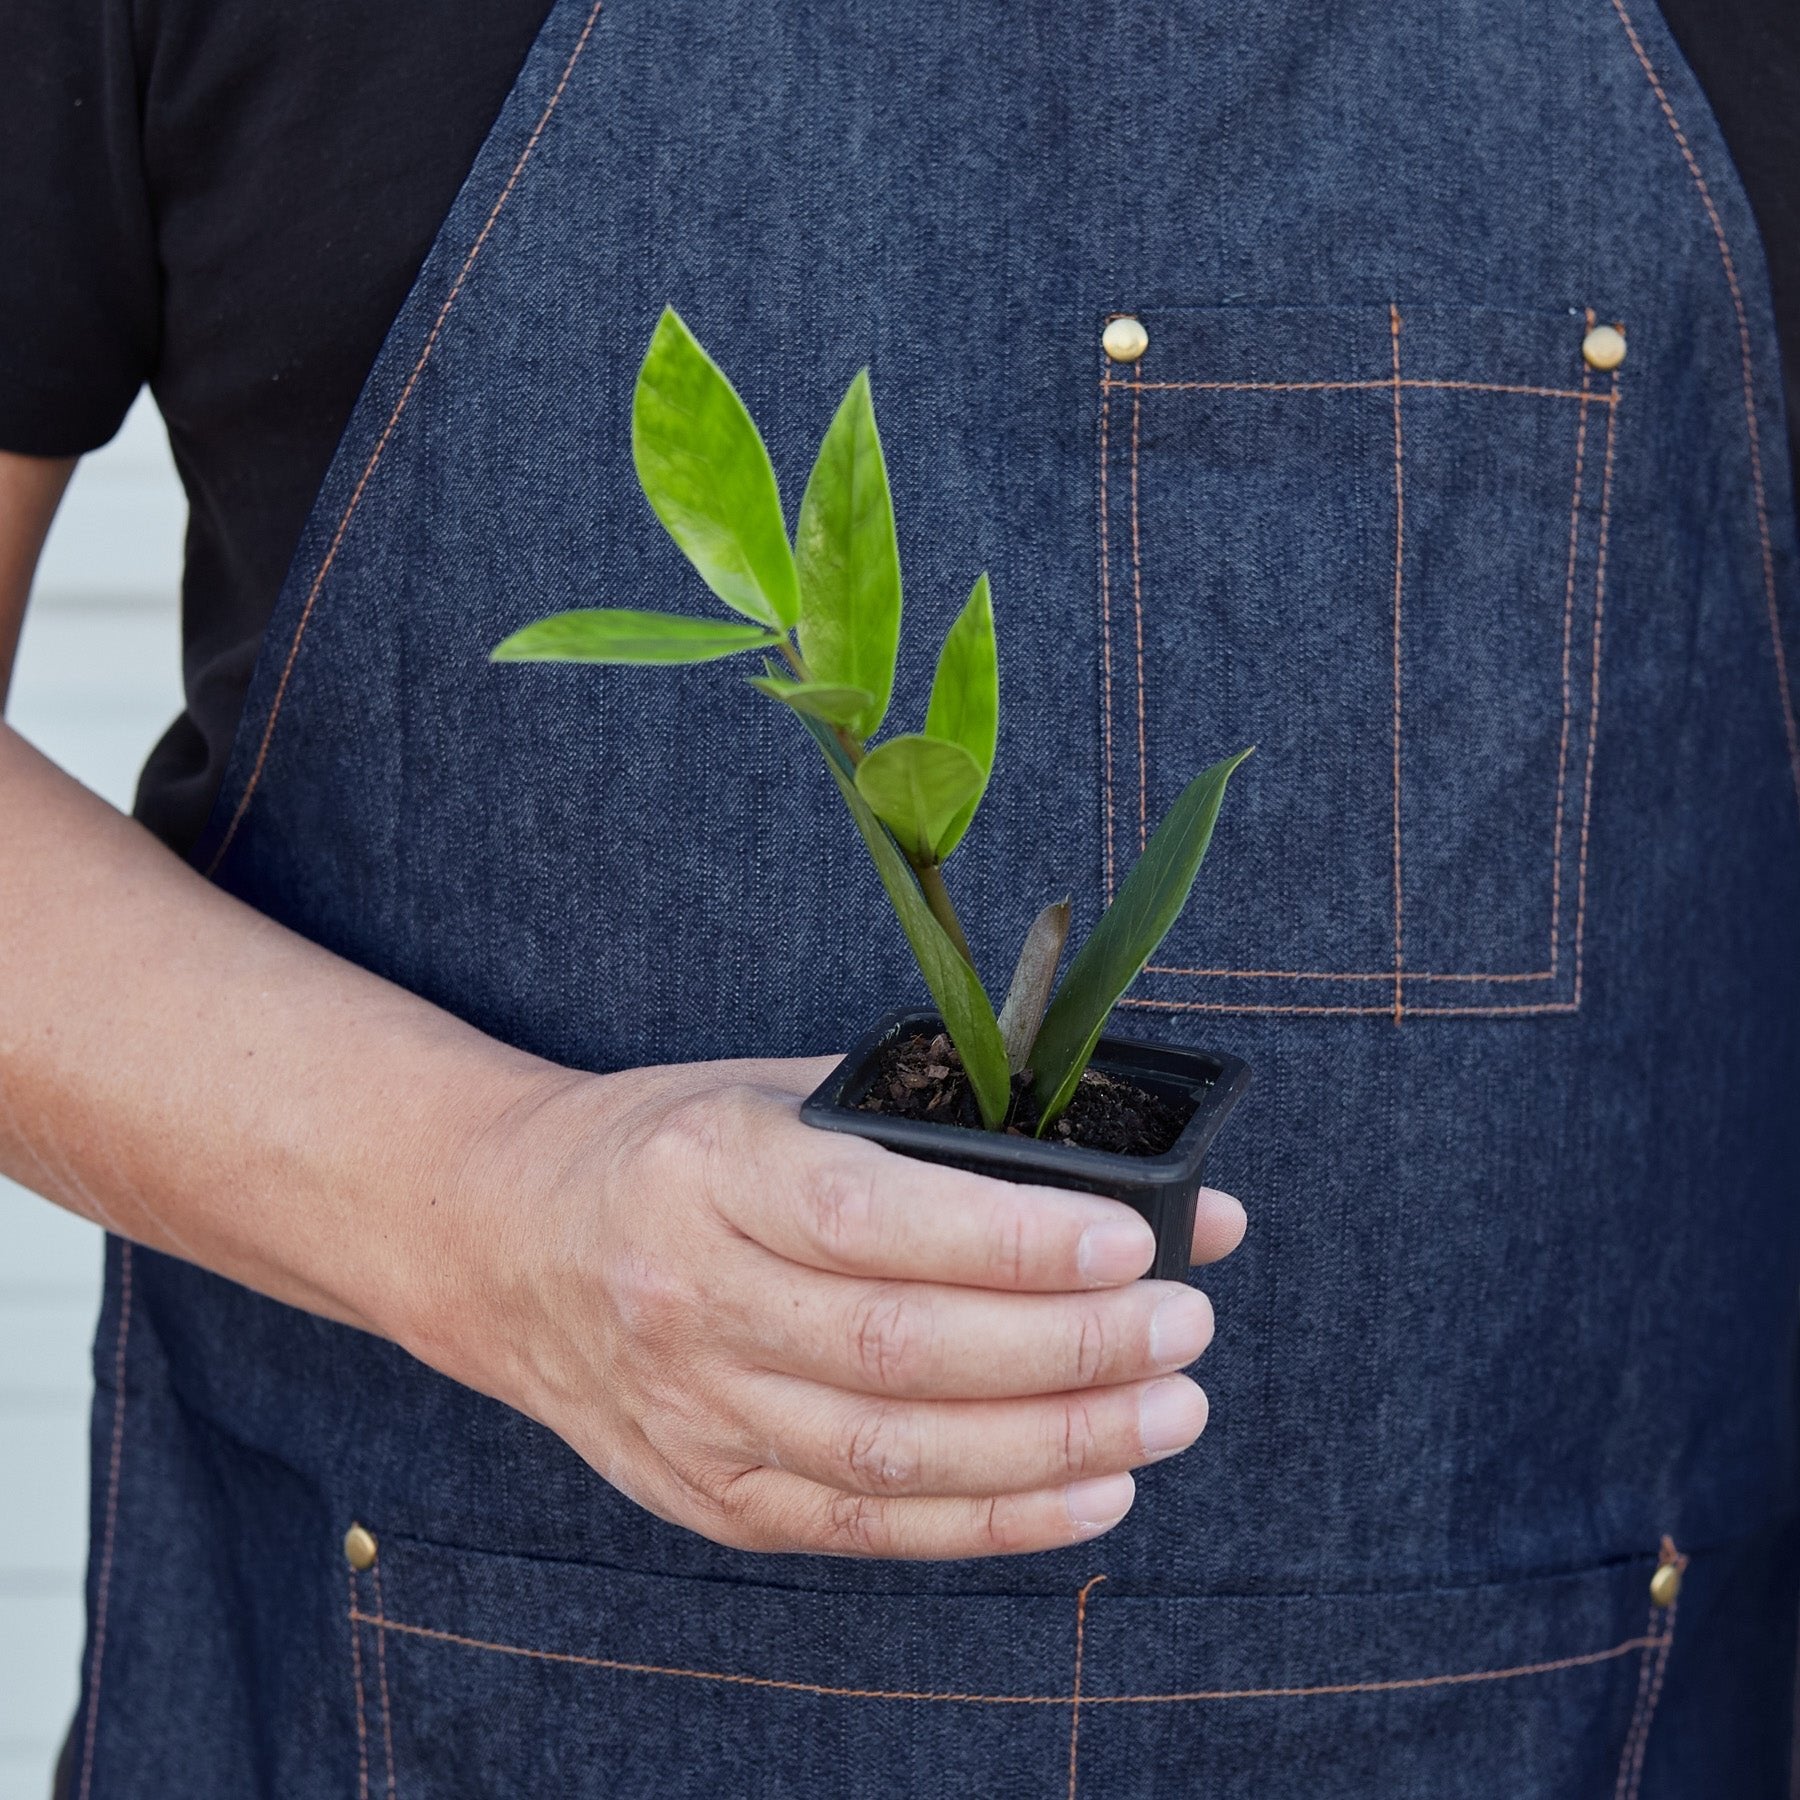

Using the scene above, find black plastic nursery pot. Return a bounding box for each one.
[801,1008,1251,1283]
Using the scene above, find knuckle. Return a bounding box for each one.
[705,1463,763,1527]
[838,1400,919,1495]
[990,1208,1031,1287]
[973,1493,1031,1556]
[823,1489,891,1557]
[607,1245,694,1345]
[1071,1305,1114,1387]
[648,1088,729,1168]
[1056,1395,1105,1478]
[846,1284,929,1391]
[801,1159,883,1266]
[660,1459,770,1552]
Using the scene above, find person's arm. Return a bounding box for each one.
[0,453,73,697]
[1,447,1245,1557]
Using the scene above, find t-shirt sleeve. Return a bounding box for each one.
[0,0,159,455]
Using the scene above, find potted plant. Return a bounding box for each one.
[492,309,1251,1280]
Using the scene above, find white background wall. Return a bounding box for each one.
[1,397,187,1797]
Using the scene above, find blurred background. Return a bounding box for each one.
[1,396,186,1795]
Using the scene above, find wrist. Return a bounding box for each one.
[383,1050,593,1402]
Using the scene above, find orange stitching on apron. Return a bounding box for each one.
[203,0,611,879]
[1146,965,1555,982]
[1550,317,1596,979]
[1098,360,1119,900]
[1388,304,1407,1025]
[1572,375,1621,1013]
[1066,1575,1106,1797]
[345,1606,1662,1706]
[1613,1539,1687,1799]
[1119,995,1583,1017]
[1130,391,1149,852]
[347,1609,1059,1703]
[372,1560,399,1799]
[1606,0,1800,821]
[1104,378,1615,404]
[348,1568,372,1800]
[75,1241,132,1800]
[1091,1635,1664,1702]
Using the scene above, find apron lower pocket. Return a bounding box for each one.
[344,1531,1684,1798]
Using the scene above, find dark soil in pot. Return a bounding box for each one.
[855,1029,1192,1155]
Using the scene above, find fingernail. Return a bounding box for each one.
[1138,1377,1208,1457]
[1065,1473,1136,1534]
[1149,1289,1214,1366]
[1077,1217,1155,1284]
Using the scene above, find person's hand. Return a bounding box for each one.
[432,1053,1247,1560]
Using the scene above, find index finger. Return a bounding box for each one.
[726,1122,1159,1291]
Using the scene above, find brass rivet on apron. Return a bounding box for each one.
[343,1523,378,1571]
[1102,316,1149,364]
[1581,323,1626,371]
[1648,1560,1682,1607]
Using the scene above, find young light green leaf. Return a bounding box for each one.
[922,573,999,859]
[747,674,875,727]
[854,734,985,863]
[1028,749,1253,1130]
[490,609,780,665]
[794,369,902,739]
[791,712,1011,1128]
[996,898,1071,1074]
[632,308,799,629]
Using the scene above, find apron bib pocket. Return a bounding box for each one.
[1098,305,1622,1022]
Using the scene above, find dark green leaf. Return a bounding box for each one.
[790,713,1011,1129]
[794,370,902,738]
[490,609,780,665]
[1028,749,1252,1130]
[922,574,999,859]
[996,898,1071,1074]
[632,308,799,629]
[854,734,985,863]
[747,674,875,726]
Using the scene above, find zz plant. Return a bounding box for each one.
[493,308,1248,1137]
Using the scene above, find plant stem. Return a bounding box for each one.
[776,636,812,682]
[915,861,977,966]
[780,629,979,969]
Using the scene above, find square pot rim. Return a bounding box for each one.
[799,1005,1251,1188]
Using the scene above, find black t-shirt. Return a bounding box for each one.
[1,0,554,852]
[3,0,1796,859]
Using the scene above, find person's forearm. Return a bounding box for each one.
[0,723,564,1345]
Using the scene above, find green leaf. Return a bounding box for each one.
[632,308,799,629]
[996,898,1071,1074]
[794,369,902,738]
[790,713,1011,1129]
[1028,749,1253,1130]
[854,734,985,863]
[747,674,874,726]
[490,609,780,665]
[922,573,999,859]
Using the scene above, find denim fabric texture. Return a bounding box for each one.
[67,0,1800,1793]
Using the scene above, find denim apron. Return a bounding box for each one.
[68,0,1800,1793]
